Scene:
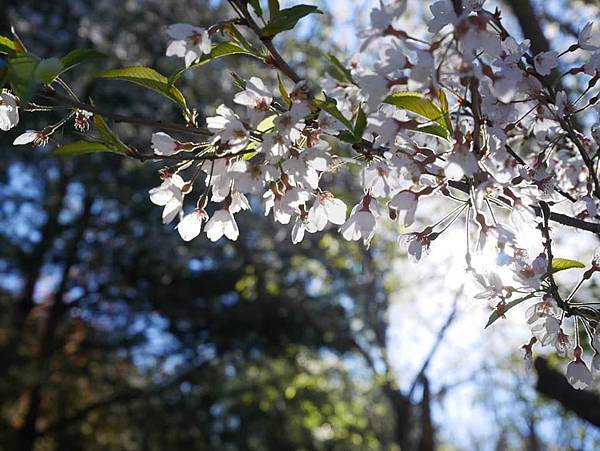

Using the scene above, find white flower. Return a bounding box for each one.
[149,174,187,224]
[572,195,598,218]
[362,161,399,198]
[533,51,558,76]
[399,230,436,262]
[473,271,505,300]
[340,196,379,245]
[355,73,388,110]
[291,216,307,244]
[151,132,190,155]
[229,191,251,213]
[274,111,305,142]
[233,77,272,125]
[388,190,418,227]
[177,208,208,241]
[427,0,458,34]
[0,90,19,131]
[445,141,479,180]
[74,109,92,132]
[307,192,347,232]
[526,295,559,325]
[13,130,50,147]
[567,350,593,390]
[579,22,600,51]
[205,209,239,241]
[592,353,600,377]
[166,23,211,67]
[207,104,249,154]
[532,317,571,357]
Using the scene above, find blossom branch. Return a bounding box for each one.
[39,88,213,137]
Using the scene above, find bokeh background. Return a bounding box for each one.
[1,0,600,450]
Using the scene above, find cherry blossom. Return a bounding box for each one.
[166,23,211,67]
[13,130,49,146]
[7,0,600,388]
[533,51,558,76]
[340,195,379,245]
[233,76,273,125]
[0,90,19,131]
[207,105,250,154]
[567,347,594,390]
[149,173,188,224]
[177,207,209,241]
[205,208,239,241]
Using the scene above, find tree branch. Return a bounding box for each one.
[535,357,600,427]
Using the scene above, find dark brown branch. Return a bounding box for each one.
[447,180,600,234]
[230,0,302,83]
[535,357,600,427]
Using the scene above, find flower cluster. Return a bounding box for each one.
[4,0,600,388]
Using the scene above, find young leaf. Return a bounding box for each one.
[337,130,357,143]
[93,115,129,153]
[168,42,261,85]
[354,104,367,141]
[97,66,189,113]
[403,122,450,141]
[50,140,117,156]
[0,35,17,55]
[551,258,585,273]
[257,114,277,133]
[7,53,40,106]
[261,5,322,37]
[384,91,449,135]
[435,88,453,134]
[313,95,353,131]
[277,73,291,106]
[268,0,280,18]
[322,52,353,85]
[34,57,63,85]
[484,293,536,329]
[60,48,104,74]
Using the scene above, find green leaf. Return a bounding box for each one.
[97,66,189,113]
[337,130,357,143]
[484,294,536,329]
[313,95,353,132]
[261,5,322,37]
[354,104,367,141]
[257,114,277,133]
[323,52,353,85]
[384,91,449,137]
[268,0,280,18]
[7,53,39,106]
[277,73,291,106]
[0,35,17,55]
[93,114,129,152]
[169,42,260,85]
[551,258,585,273]
[34,57,63,85]
[50,140,117,156]
[404,122,451,140]
[60,48,104,74]
[435,88,453,135]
